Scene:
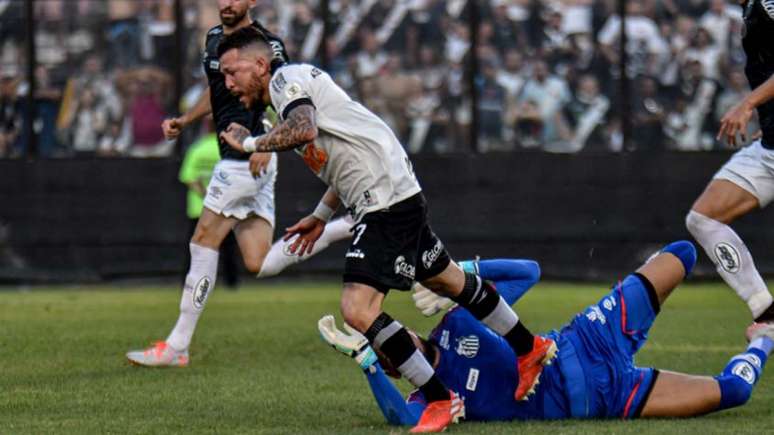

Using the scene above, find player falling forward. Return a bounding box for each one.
[686,0,774,331]
[320,242,773,426]
[126,0,351,368]
[216,28,555,432]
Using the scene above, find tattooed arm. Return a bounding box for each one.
[219,104,318,153]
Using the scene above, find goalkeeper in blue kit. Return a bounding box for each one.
[319,241,773,426]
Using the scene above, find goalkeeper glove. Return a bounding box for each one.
[411,282,457,317]
[317,315,377,370]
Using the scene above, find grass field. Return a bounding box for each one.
[2,279,772,434]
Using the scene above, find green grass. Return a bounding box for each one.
[1,280,772,434]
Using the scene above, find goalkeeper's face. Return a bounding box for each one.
[375,330,437,379]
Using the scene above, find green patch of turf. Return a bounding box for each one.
[1,281,771,434]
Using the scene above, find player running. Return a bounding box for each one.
[320,241,773,426]
[686,0,774,329]
[126,0,351,368]
[216,28,555,432]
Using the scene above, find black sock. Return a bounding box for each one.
[506,322,535,357]
[755,302,774,323]
[450,273,500,319]
[365,312,450,402]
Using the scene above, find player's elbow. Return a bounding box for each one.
[524,260,541,286]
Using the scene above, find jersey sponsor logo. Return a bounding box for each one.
[269,40,285,61]
[271,73,287,94]
[465,368,480,391]
[439,330,450,350]
[394,255,416,280]
[311,68,322,78]
[422,240,444,270]
[455,335,480,358]
[192,276,212,310]
[345,248,365,259]
[285,82,303,99]
[714,242,741,274]
[585,305,606,324]
[732,361,757,385]
[300,143,328,174]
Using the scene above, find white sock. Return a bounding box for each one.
[686,210,773,318]
[166,243,219,351]
[257,216,353,278]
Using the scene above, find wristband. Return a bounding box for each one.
[243,136,257,153]
[312,202,335,222]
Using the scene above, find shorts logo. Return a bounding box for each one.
[192,276,212,310]
[311,68,322,78]
[209,186,223,200]
[455,335,480,358]
[345,248,365,259]
[394,255,416,280]
[214,170,231,185]
[585,305,606,324]
[732,361,757,385]
[714,243,741,274]
[465,368,480,391]
[359,191,377,208]
[422,240,444,270]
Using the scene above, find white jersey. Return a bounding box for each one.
[268,63,421,221]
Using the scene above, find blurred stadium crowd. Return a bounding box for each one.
[0,0,756,158]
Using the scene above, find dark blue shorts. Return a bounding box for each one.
[559,273,660,419]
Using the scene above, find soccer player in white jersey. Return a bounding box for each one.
[216,27,556,433]
[126,0,352,368]
[685,0,774,334]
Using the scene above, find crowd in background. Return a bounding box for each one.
[0,0,758,157]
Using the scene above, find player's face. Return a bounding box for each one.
[220,49,265,108]
[218,0,253,26]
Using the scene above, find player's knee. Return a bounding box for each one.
[242,256,264,275]
[662,240,697,276]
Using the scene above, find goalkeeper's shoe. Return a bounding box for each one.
[126,341,189,367]
[515,336,557,401]
[410,391,464,433]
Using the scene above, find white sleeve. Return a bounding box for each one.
[763,0,774,21]
[269,65,316,120]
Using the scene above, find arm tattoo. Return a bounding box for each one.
[229,124,251,145]
[254,104,317,152]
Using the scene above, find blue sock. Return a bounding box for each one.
[662,240,697,276]
[714,345,768,410]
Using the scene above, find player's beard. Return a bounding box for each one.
[220,7,247,27]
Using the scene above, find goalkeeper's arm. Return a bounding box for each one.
[317,315,423,425]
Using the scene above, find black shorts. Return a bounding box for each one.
[342,193,452,293]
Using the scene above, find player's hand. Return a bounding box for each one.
[283,215,325,256]
[412,282,457,317]
[717,101,754,147]
[219,122,251,152]
[249,152,272,177]
[318,314,377,369]
[161,117,186,140]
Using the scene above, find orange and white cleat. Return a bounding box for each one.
[126,341,189,367]
[410,391,465,433]
[515,336,557,401]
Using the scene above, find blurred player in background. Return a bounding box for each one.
[217,28,554,433]
[178,119,239,289]
[686,0,774,329]
[127,0,352,368]
[320,242,773,426]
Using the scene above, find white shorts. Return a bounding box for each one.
[203,155,278,226]
[713,140,774,207]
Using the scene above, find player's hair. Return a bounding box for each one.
[216,26,271,59]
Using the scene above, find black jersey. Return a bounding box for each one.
[742,0,774,147]
[203,21,289,160]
